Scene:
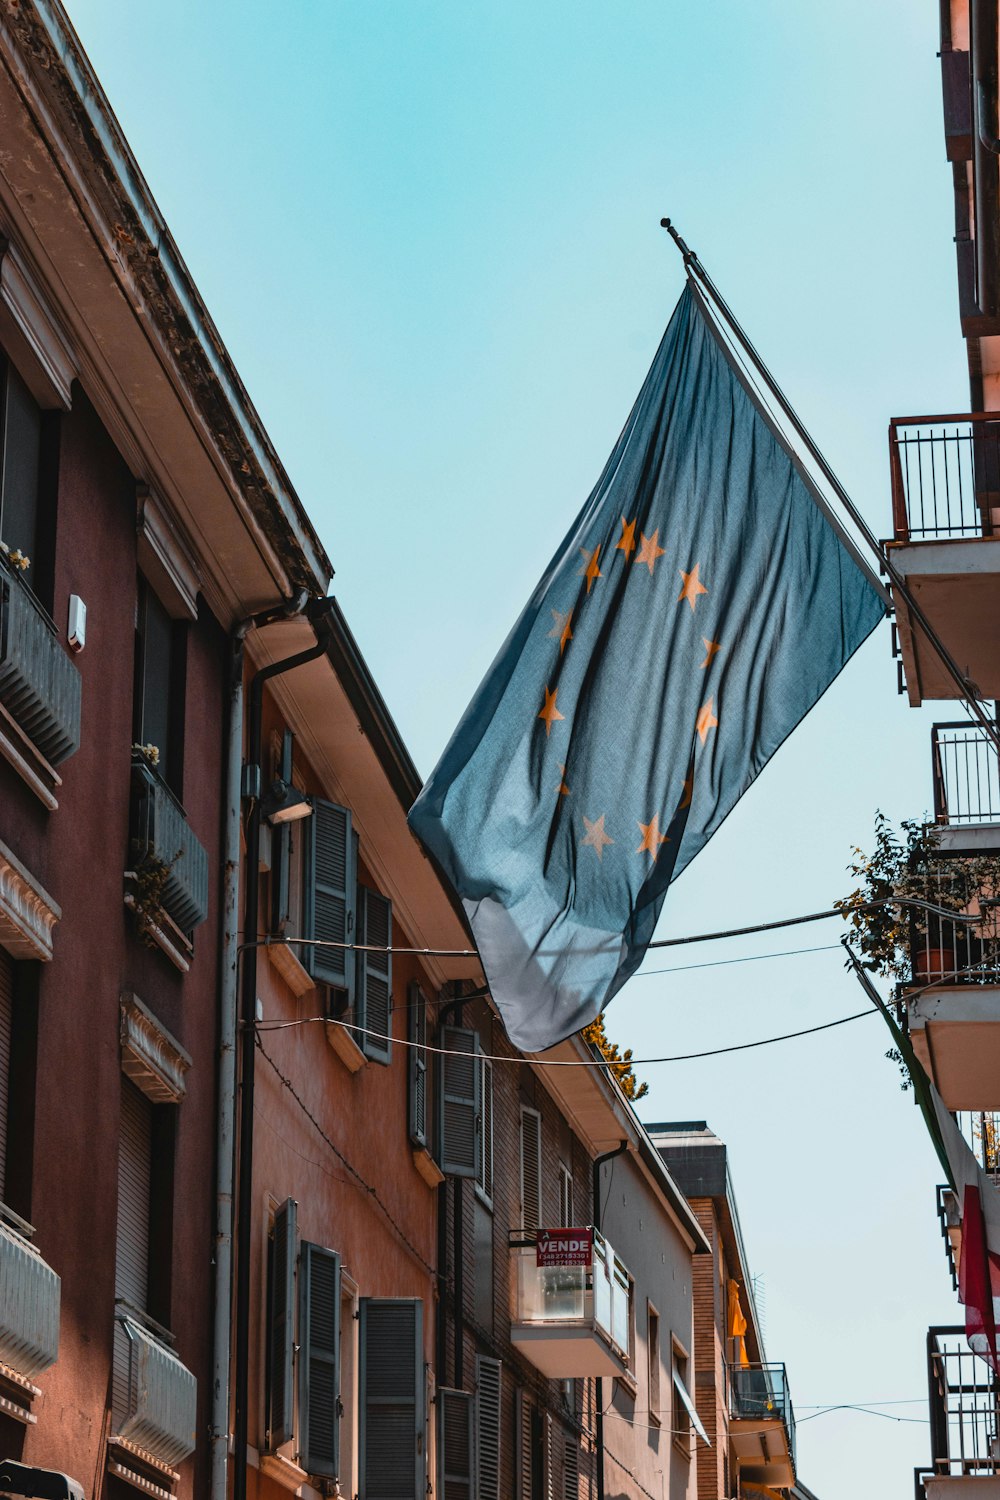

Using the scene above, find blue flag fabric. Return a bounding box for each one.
[409,282,887,1051]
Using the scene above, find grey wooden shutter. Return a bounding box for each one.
[408,984,428,1148]
[517,1393,536,1500]
[475,1356,501,1500]
[357,887,392,1064]
[113,1079,153,1430]
[267,1197,297,1450]
[476,1054,494,1206]
[359,1298,425,1500]
[545,1414,560,1500]
[298,1241,341,1478]
[271,730,293,930]
[438,1027,480,1178]
[562,1437,579,1500]
[0,951,12,1202]
[306,799,355,996]
[520,1108,542,1230]
[438,1389,474,1500]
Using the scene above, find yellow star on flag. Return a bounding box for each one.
[678,563,708,611]
[578,546,603,594]
[548,608,574,655]
[580,814,614,860]
[557,764,571,797]
[636,814,669,860]
[538,686,565,737]
[615,515,637,561]
[696,697,719,745]
[636,528,666,576]
[700,637,721,669]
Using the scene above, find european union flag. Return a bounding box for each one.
[409,282,888,1051]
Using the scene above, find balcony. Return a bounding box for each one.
[128,756,209,938]
[932,724,1000,855]
[508,1227,631,1379]
[0,1213,60,1408]
[726,1361,796,1489]
[112,1313,197,1470]
[0,552,81,765]
[888,415,1000,705]
[901,857,1000,1109]
[915,1326,1000,1500]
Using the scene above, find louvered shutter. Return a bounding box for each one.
[306,799,355,996]
[0,951,12,1202]
[408,985,428,1148]
[439,1389,473,1500]
[438,1027,480,1179]
[299,1242,340,1477]
[520,1108,542,1230]
[545,1414,560,1500]
[113,1080,153,1429]
[558,1166,573,1226]
[475,1357,501,1500]
[476,1054,493,1206]
[562,1437,579,1500]
[271,731,294,930]
[267,1198,297,1450]
[517,1393,538,1500]
[359,1299,425,1500]
[358,887,392,1064]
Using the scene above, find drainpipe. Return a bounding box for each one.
[211,590,309,1500]
[231,596,336,1500]
[592,1140,628,1500]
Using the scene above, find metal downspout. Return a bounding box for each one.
[232,597,336,1500]
[592,1140,628,1500]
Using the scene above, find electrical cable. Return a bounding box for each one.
[635,942,841,978]
[796,1404,926,1426]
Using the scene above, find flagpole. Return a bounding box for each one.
[660,217,1000,754]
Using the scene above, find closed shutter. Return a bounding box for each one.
[271,730,294,930]
[518,1393,541,1500]
[408,985,428,1148]
[267,1197,297,1450]
[545,1414,560,1500]
[306,799,355,996]
[476,1055,493,1207]
[520,1109,542,1230]
[359,1299,425,1500]
[438,1389,473,1500]
[438,1027,479,1179]
[558,1166,573,1226]
[358,887,392,1064]
[0,951,12,1203]
[113,1079,153,1428]
[299,1242,341,1478]
[562,1437,579,1500]
[475,1357,501,1500]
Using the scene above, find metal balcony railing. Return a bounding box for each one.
[726,1361,796,1468]
[926,1325,1000,1475]
[933,723,1000,828]
[0,554,81,764]
[937,1184,961,1292]
[902,859,1000,988]
[129,756,209,934]
[890,414,1000,543]
[508,1227,631,1366]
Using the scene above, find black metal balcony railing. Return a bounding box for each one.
[903,859,1000,988]
[926,1326,1000,1476]
[129,757,209,934]
[727,1361,796,1469]
[0,555,81,764]
[937,1184,961,1292]
[933,723,1000,828]
[890,414,1000,543]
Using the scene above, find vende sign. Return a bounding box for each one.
[536,1227,593,1267]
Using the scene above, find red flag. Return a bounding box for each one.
[958,1183,1000,1373]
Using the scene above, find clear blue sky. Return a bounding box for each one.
[65,2,966,1493]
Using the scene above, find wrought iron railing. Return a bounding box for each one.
[0,554,81,764]
[727,1361,796,1468]
[926,1325,1000,1474]
[129,756,209,934]
[890,414,1000,542]
[933,723,1000,828]
[903,860,1000,987]
[937,1184,961,1292]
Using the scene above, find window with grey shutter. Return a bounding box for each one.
[518,1394,543,1500]
[357,887,392,1064]
[562,1436,579,1500]
[0,952,12,1203]
[476,1054,494,1207]
[359,1299,425,1500]
[266,1198,297,1451]
[298,1241,341,1478]
[438,1388,473,1500]
[519,1108,542,1231]
[438,1027,480,1179]
[305,799,355,997]
[475,1357,501,1500]
[408,984,428,1148]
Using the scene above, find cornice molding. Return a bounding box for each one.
[120,992,191,1103]
[0,236,76,408]
[0,837,60,961]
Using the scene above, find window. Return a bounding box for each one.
[520,1107,542,1230]
[356,885,392,1065]
[0,355,52,604]
[518,1392,544,1500]
[133,577,186,795]
[647,1303,661,1425]
[407,983,429,1148]
[439,1388,473,1500]
[558,1162,573,1226]
[303,798,356,1001]
[475,1356,501,1500]
[476,1050,494,1207]
[438,1026,480,1178]
[671,1338,695,1458]
[358,1300,425,1499]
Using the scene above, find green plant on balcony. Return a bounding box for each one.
[130,850,181,948]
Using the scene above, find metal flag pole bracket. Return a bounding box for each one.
[659,216,1000,754]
